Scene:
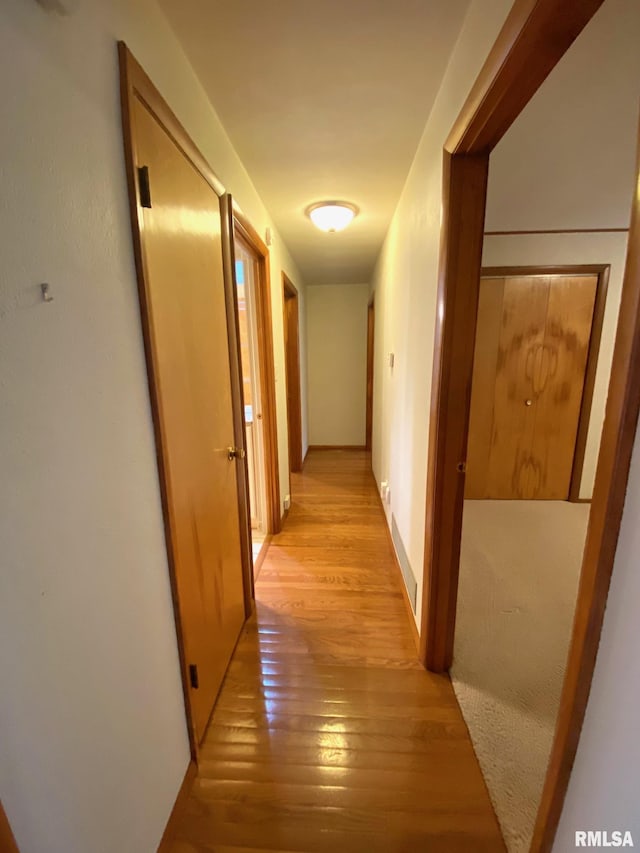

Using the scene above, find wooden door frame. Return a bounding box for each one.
[233,211,282,535]
[479,263,610,502]
[282,273,303,473]
[419,1,640,849]
[118,43,253,760]
[366,297,375,452]
[0,802,20,853]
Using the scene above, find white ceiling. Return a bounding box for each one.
[159,0,471,284]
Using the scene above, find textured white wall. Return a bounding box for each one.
[0,0,305,851]
[307,284,370,446]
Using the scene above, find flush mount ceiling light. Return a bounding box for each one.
[306,202,358,233]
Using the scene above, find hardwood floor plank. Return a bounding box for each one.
[169,450,504,852]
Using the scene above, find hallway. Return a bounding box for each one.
[169,450,504,852]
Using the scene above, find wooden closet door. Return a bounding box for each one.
[133,98,246,742]
[466,274,597,500]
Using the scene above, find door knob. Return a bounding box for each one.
[525,399,533,407]
[227,446,246,461]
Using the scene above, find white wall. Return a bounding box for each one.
[370,0,515,628]
[307,284,370,446]
[0,0,305,850]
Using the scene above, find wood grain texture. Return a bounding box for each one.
[366,300,375,452]
[466,274,597,499]
[132,99,246,744]
[308,445,367,451]
[375,491,420,654]
[465,277,505,497]
[421,151,489,673]
[485,227,628,236]
[532,276,596,497]
[221,194,255,618]
[119,44,248,754]
[168,451,504,852]
[252,534,272,582]
[157,762,197,853]
[282,274,303,474]
[569,267,610,501]
[234,213,281,535]
[479,265,610,503]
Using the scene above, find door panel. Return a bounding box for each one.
[486,276,550,498]
[283,284,303,473]
[465,278,505,497]
[366,301,375,452]
[466,274,597,500]
[531,276,597,498]
[133,98,245,742]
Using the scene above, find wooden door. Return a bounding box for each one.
[466,274,597,499]
[235,244,263,530]
[131,99,246,743]
[366,300,375,451]
[283,276,303,473]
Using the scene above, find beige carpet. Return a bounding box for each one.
[451,500,590,853]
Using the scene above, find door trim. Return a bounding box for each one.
[480,264,610,501]
[366,298,375,452]
[419,1,640,850]
[221,197,256,613]
[282,273,303,474]
[233,211,282,535]
[0,802,20,853]
[118,43,252,759]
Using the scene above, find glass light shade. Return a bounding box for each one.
[307,203,357,232]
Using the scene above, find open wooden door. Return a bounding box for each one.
[119,45,249,751]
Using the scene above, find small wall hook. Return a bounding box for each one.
[41,283,53,302]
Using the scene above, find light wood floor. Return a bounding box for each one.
[170,450,504,852]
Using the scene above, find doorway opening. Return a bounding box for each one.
[419,1,640,849]
[235,239,268,564]
[233,213,282,578]
[455,261,613,847]
[283,273,303,477]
